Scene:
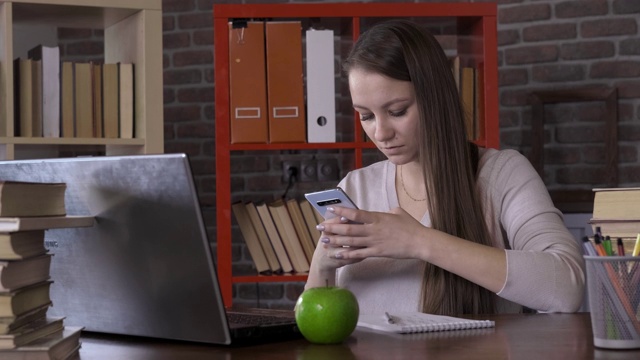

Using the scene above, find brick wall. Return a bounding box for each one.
[58,0,640,308]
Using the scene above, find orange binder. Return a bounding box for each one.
[229,21,268,144]
[265,21,306,143]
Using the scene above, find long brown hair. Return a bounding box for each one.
[343,20,496,315]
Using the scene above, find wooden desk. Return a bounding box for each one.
[78,313,640,359]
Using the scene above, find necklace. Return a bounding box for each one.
[400,166,427,202]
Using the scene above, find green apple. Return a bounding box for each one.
[295,286,359,344]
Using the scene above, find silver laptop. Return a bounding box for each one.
[0,153,300,345]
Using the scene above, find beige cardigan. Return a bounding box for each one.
[335,148,585,314]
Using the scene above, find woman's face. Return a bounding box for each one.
[348,68,420,165]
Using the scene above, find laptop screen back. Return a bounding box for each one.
[0,154,232,344]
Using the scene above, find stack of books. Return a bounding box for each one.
[0,181,90,359]
[232,198,323,275]
[589,187,640,255]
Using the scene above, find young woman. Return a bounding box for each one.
[305,20,585,315]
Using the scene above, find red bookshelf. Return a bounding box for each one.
[213,2,498,307]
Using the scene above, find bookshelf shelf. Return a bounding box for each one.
[233,274,309,284]
[214,2,499,307]
[0,0,163,160]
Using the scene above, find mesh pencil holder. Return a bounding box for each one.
[585,256,640,349]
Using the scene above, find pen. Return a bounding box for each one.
[384,312,395,324]
[617,237,626,256]
[602,235,613,256]
[582,236,597,256]
[593,234,607,257]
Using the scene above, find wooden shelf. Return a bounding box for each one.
[0,0,163,160]
[214,2,499,307]
[233,274,309,284]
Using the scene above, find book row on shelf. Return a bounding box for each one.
[13,44,134,140]
[229,20,484,146]
[232,198,324,275]
[0,181,88,359]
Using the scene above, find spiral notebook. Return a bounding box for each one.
[357,312,495,334]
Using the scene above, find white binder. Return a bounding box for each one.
[305,29,336,143]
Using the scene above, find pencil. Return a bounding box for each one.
[633,234,640,257]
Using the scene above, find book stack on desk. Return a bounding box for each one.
[589,187,640,255]
[0,181,90,359]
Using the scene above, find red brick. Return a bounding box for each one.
[164,88,175,104]
[164,105,201,123]
[522,23,576,42]
[498,29,520,46]
[532,64,586,82]
[193,30,213,46]
[619,166,640,183]
[163,0,196,12]
[556,166,607,185]
[620,39,640,55]
[544,147,582,165]
[619,124,640,141]
[177,13,212,30]
[561,41,615,60]
[590,61,640,78]
[173,50,213,67]
[164,69,202,85]
[616,80,640,98]
[499,68,528,86]
[613,0,640,14]
[163,15,175,31]
[163,32,191,49]
[505,45,558,65]
[230,155,270,173]
[555,0,608,18]
[65,41,103,56]
[164,141,202,157]
[581,18,638,38]
[176,122,214,138]
[164,124,175,140]
[501,88,532,106]
[499,109,521,127]
[498,4,551,24]
[57,28,92,39]
[556,124,606,144]
[500,130,530,147]
[177,87,214,103]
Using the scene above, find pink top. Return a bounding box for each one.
[336,148,585,314]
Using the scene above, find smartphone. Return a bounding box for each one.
[304,187,359,220]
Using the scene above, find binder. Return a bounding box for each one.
[229,21,268,143]
[305,29,336,143]
[265,21,306,143]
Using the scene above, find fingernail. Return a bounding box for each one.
[321,237,330,244]
[316,224,325,231]
[334,252,343,259]
[340,216,348,223]
[327,207,335,212]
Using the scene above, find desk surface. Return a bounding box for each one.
[78,313,639,359]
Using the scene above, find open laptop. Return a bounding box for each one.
[0,153,300,345]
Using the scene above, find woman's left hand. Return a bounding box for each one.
[317,206,429,260]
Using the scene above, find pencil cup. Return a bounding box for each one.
[585,256,640,349]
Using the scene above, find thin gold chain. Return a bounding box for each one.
[400,166,426,202]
